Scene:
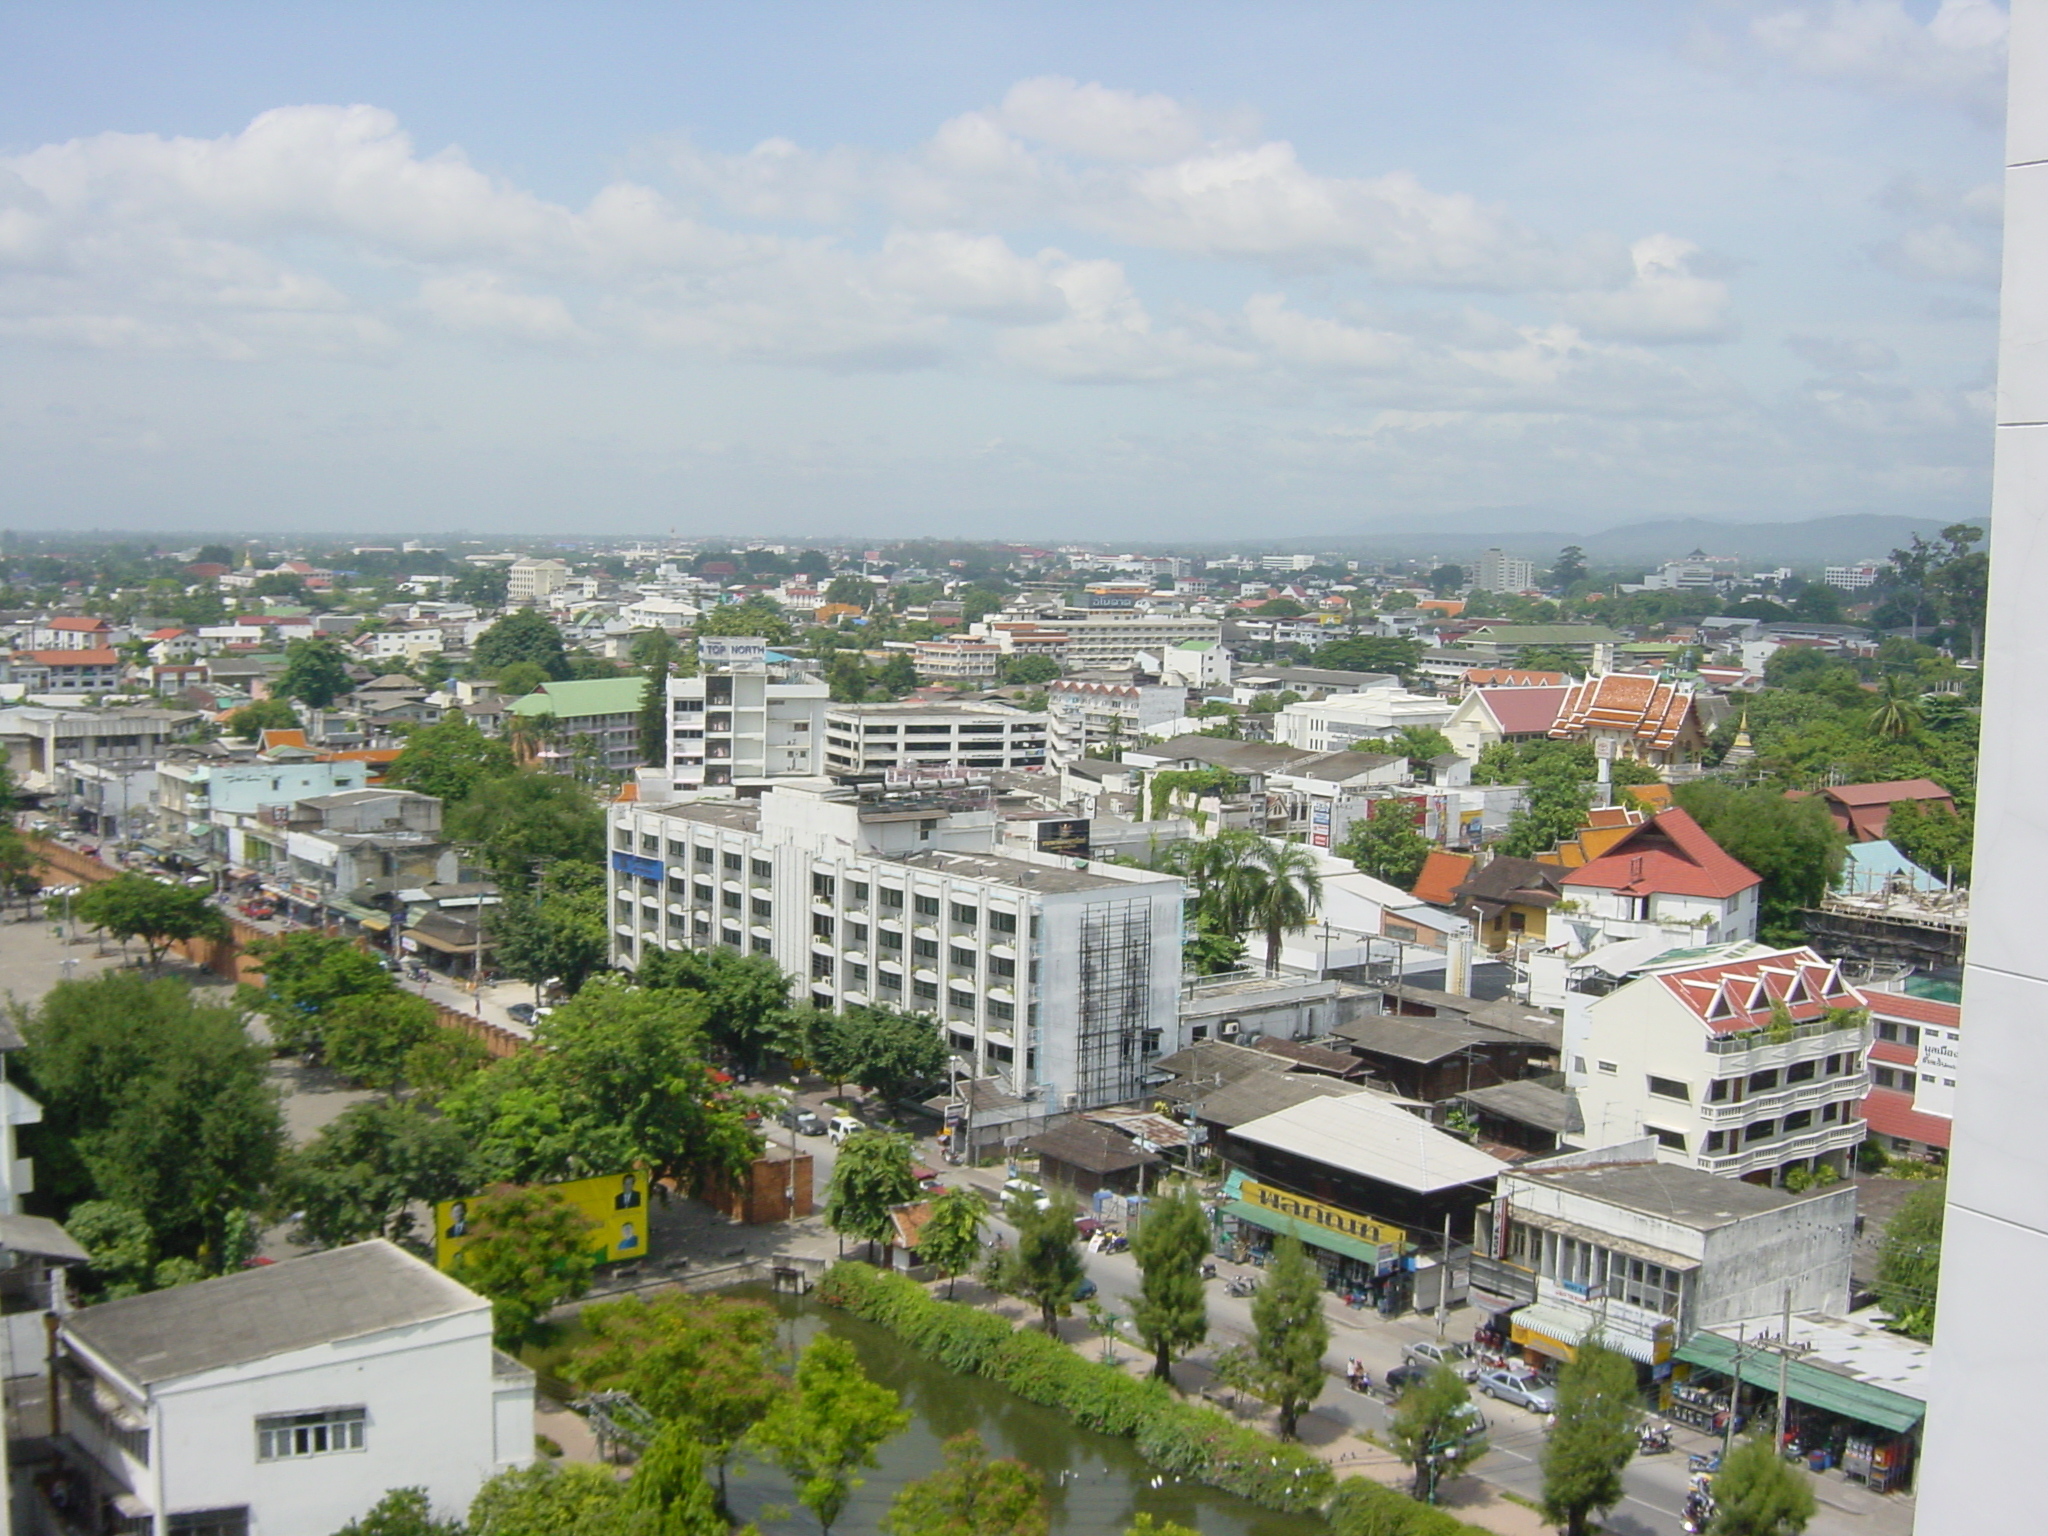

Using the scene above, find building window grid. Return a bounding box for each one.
[257,1407,366,1461]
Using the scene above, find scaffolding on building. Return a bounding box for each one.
[1075,898,1154,1109]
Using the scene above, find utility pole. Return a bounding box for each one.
[1777,1285,1792,1454]
[1435,1211,1452,1339]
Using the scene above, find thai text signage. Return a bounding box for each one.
[1241,1178,1403,1249]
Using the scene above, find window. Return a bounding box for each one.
[1787,1060,1817,1083]
[723,851,743,872]
[1597,1061,1618,1076]
[752,897,772,920]
[666,840,688,861]
[845,962,868,988]
[990,999,1014,1023]
[914,979,939,1003]
[722,889,741,911]
[949,945,977,970]
[880,929,903,951]
[914,894,941,918]
[849,881,870,903]
[751,936,772,955]
[751,858,772,879]
[1822,1102,1841,1122]
[913,937,940,961]
[1646,1125,1687,1152]
[1784,1109,1813,1131]
[878,969,903,991]
[1709,1078,1735,1103]
[257,1408,365,1461]
[694,882,714,905]
[812,914,834,939]
[951,902,979,926]
[811,954,833,980]
[880,886,905,910]
[1647,1075,1690,1102]
[990,910,1018,935]
[695,845,714,865]
[170,1512,249,1536]
[849,921,868,945]
[1748,1069,1779,1092]
[990,955,1016,979]
[1619,1257,1682,1316]
[1745,1120,1776,1142]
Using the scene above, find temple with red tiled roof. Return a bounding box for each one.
[1547,673,1707,772]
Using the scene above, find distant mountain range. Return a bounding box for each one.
[1242,512,1986,569]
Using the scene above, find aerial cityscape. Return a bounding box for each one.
[0,5,2029,1536]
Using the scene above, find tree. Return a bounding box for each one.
[918,1183,986,1298]
[73,872,227,969]
[67,1199,158,1299]
[1339,805,1433,890]
[824,572,873,610]
[1428,564,1465,597]
[277,636,354,708]
[1885,799,1971,884]
[1925,522,1988,663]
[751,1332,910,1535]
[282,1098,476,1251]
[1511,645,1580,677]
[827,653,871,702]
[331,1487,465,1536]
[639,945,794,1073]
[1875,1181,1944,1339]
[1122,1519,1199,1536]
[20,972,283,1264]
[475,609,571,680]
[1708,1434,1817,1535]
[1867,675,1924,741]
[444,770,605,888]
[1672,781,1844,943]
[385,716,517,802]
[636,627,676,766]
[1130,1181,1209,1382]
[451,1184,601,1345]
[1389,1364,1484,1502]
[624,1420,726,1536]
[1550,545,1588,590]
[877,653,919,696]
[699,594,794,645]
[1241,838,1322,975]
[883,1431,1047,1536]
[467,1462,636,1536]
[322,991,440,1090]
[1254,597,1308,618]
[1008,1190,1087,1335]
[996,653,1061,686]
[225,697,300,737]
[0,825,39,913]
[1311,634,1422,681]
[809,1005,948,1104]
[242,931,397,1054]
[564,1293,786,1507]
[488,861,611,998]
[1540,1340,1638,1536]
[495,659,549,699]
[452,563,512,607]
[1248,1234,1329,1439]
[826,1129,921,1261]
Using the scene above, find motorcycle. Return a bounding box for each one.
[1637,1423,1673,1455]
[1687,1451,1721,1475]
[1225,1276,1257,1298]
[1200,1261,1218,1280]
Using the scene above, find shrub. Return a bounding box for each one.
[1330,1475,1495,1535]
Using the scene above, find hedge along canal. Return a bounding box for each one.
[719,1276,1333,1536]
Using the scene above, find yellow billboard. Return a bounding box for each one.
[434,1170,649,1272]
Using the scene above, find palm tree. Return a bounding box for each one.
[1869,675,1924,741]
[1167,831,1261,939]
[1241,838,1323,976]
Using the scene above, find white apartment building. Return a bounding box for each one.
[620,594,701,631]
[666,669,829,792]
[506,557,570,604]
[1260,554,1317,572]
[911,637,1000,680]
[823,702,1048,774]
[1822,563,1886,591]
[609,780,1185,1110]
[1029,614,1223,672]
[53,1241,532,1536]
[1271,687,1454,752]
[1472,548,1537,593]
[1045,680,1188,763]
[0,707,197,787]
[1565,946,1871,1184]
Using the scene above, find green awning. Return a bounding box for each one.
[1219,1199,1388,1266]
[1675,1333,1924,1434]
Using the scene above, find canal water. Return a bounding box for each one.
[720,1287,1333,1536]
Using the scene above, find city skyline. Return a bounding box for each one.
[0,2,2013,538]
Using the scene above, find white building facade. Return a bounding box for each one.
[1045,680,1188,764]
[1271,688,1455,753]
[822,702,1048,774]
[665,668,829,792]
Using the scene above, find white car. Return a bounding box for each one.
[827,1115,865,1145]
[1401,1340,1480,1381]
[1001,1178,1052,1212]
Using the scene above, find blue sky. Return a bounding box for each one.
[0,1,2011,542]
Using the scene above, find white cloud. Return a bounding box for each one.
[1872,221,2002,283]
[417,273,589,342]
[1784,332,1901,370]
[1561,235,1737,343]
[1741,0,2008,117]
[992,77,1222,164]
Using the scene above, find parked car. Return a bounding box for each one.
[1402,1340,1479,1380]
[779,1107,825,1136]
[1475,1367,1559,1414]
[505,1002,538,1024]
[1383,1363,1430,1397]
[1001,1177,1052,1212]
[1073,1277,1098,1302]
[827,1115,865,1145]
[1449,1401,1490,1443]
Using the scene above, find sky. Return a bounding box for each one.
[0,1,2013,543]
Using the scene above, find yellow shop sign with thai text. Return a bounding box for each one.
[1241,1179,1404,1249]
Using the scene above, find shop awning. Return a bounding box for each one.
[1220,1198,1387,1266]
[1675,1333,1924,1434]
[1511,1302,1669,1365]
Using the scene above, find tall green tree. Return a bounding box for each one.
[1885,799,1972,885]
[1388,1364,1484,1503]
[636,627,676,766]
[1242,837,1322,975]
[20,972,283,1265]
[277,636,354,708]
[1130,1182,1209,1382]
[640,945,795,1073]
[444,769,605,888]
[1248,1234,1330,1439]
[488,861,611,998]
[225,697,301,737]
[918,1183,987,1298]
[242,930,397,1053]
[1672,781,1843,943]
[73,872,227,968]
[1008,1190,1088,1336]
[1875,1181,1944,1339]
[467,1462,637,1535]
[699,595,795,645]
[330,1487,465,1536]
[882,1431,1047,1536]
[281,1098,476,1251]
[809,1005,948,1104]
[1540,1340,1639,1536]
[321,990,440,1090]
[1707,1435,1817,1535]
[1338,806,1433,890]
[385,716,517,802]
[451,1183,600,1346]
[1311,634,1422,682]
[623,1420,726,1536]
[0,825,40,913]
[1866,675,1924,741]
[826,1129,922,1262]
[751,1333,911,1536]
[1550,545,1588,590]
[475,608,571,679]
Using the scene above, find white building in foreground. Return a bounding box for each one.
[52,1240,532,1536]
[609,779,1185,1110]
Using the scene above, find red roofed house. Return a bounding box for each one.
[1,649,123,693]
[1569,944,1872,1183]
[1411,849,1475,908]
[27,615,115,651]
[1547,673,1708,774]
[1443,685,1571,761]
[1815,780,1957,843]
[1860,989,1960,1160]
[1554,807,1762,949]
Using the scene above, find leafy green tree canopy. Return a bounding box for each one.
[1875,1181,1944,1339]
[73,872,227,968]
[751,1332,910,1535]
[277,636,355,708]
[1540,1340,1639,1536]
[450,1183,601,1345]
[225,697,301,737]
[385,716,517,803]
[475,609,571,680]
[883,1431,1048,1536]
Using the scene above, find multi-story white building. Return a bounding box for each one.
[1271,687,1455,752]
[1862,988,1961,1161]
[1565,945,1870,1183]
[1822,562,1887,591]
[608,780,1185,1110]
[1028,614,1223,672]
[53,1241,532,1536]
[506,557,570,604]
[1045,680,1188,763]
[911,637,1000,680]
[822,702,1047,774]
[1472,548,1537,593]
[665,668,829,792]
[0,706,197,788]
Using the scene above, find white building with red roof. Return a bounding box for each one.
[27,615,116,651]
[1547,672,1708,773]
[1443,684,1570,761]
[1566,944,1871,1184]
[1554,807,1762,950]
[1860,989,1960,1160]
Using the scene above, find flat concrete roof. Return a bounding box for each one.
[1512,1160,1840,1230]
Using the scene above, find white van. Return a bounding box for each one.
[827,1115,865,1146]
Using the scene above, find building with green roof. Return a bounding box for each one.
[509,676,647,771]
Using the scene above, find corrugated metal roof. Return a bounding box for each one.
[1229,1093,1506,1192]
